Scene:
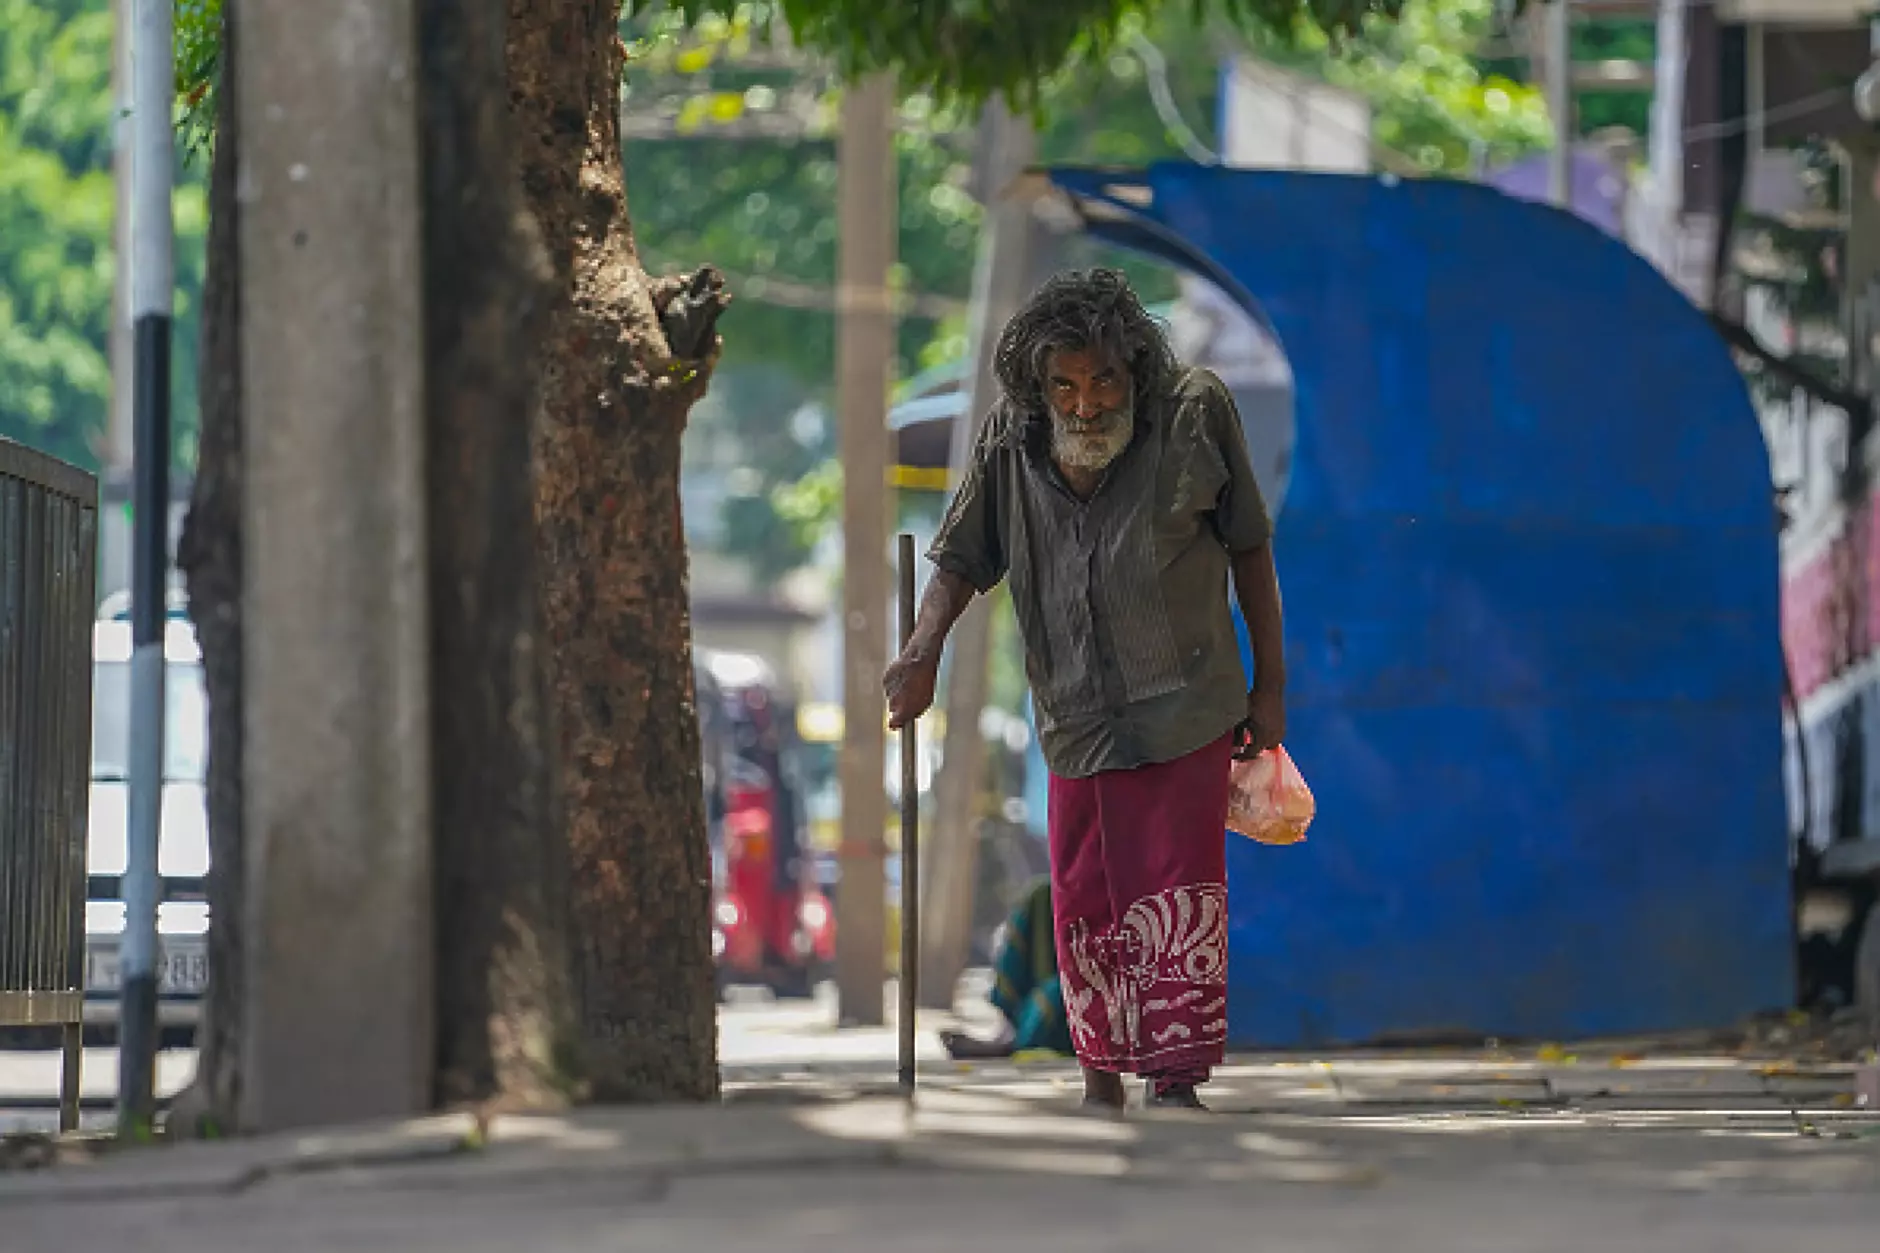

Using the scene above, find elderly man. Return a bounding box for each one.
[884,268,1287,1112]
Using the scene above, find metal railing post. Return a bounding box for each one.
[0,438,100,1134]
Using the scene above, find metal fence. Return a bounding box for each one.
[0,437,98,1132]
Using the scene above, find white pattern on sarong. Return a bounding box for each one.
[1065,882,1228,1065]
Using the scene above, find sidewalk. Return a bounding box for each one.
[4,1053,1878,1251]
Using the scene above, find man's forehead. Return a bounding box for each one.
[1045,346,1126,376]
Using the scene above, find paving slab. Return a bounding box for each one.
[2,1075,1879,1253]
[0,1113,480,1205]
[6,1053,1877,1209]
[1764,1074,1871,1104]
[1543,1066,1773,1098]
[1313,1079,1560,1108]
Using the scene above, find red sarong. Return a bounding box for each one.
[1048,733,1232,1085]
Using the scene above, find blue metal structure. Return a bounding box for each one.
[1044,164,1792,1046]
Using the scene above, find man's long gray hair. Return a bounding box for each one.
[993,268,1180,414]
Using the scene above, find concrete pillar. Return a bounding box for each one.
[834,73,896,1027]
[918,99,1038,1008]
[1539,0,1575,209]
[235,0,432,1131]
[1842,142,1880,337]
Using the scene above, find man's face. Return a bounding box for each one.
[1044,347,1133,472]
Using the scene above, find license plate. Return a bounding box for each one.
[86,943,210,997]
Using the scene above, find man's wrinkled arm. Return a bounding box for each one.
[906,569,977,664]
[1231,543,1286,696]
[912,417,1005,663]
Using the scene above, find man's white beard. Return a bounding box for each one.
[1050,403,1134,471]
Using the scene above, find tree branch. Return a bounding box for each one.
[646,266,967,320]
[654,265,731,360]
[1707,310,1870,417]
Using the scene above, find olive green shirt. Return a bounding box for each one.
[928,367,1273,779]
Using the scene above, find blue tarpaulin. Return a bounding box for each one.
[1045,164,1792,1046]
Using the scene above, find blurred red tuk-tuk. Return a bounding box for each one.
[697,650,834,998]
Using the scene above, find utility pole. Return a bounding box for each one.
[116,0,173,1137]
[1544,0,1574,208]
[1852,20,1880,351]
[833,73,897,1027]
[1845,141,1880,337]
[237,0,433,1130]
[107,0,134,595]
[917,98,1038,1008]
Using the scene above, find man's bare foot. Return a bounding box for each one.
[1081,1068,1126,1109]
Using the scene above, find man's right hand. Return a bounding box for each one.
[884,645,940,730]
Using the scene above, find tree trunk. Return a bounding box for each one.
[180,0,724,1123]
[421,0,580,1109]
[177,0,601,1129]
[507,0,726,1100]
[171,3,242,1138]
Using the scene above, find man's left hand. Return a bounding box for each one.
[1234,688,1286,761]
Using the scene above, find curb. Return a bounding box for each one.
[0,1113,480,1206]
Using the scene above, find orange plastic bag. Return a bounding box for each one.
[1225,746,1315,845]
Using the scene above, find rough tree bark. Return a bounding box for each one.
[171,3,242,1137]
[420,0,581,1109]
[507,0,727,1100]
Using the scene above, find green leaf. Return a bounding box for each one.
[1,0,207,473]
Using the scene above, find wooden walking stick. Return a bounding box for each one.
[897,533,920,1096]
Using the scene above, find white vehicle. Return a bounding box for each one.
[84,596,210,1033]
